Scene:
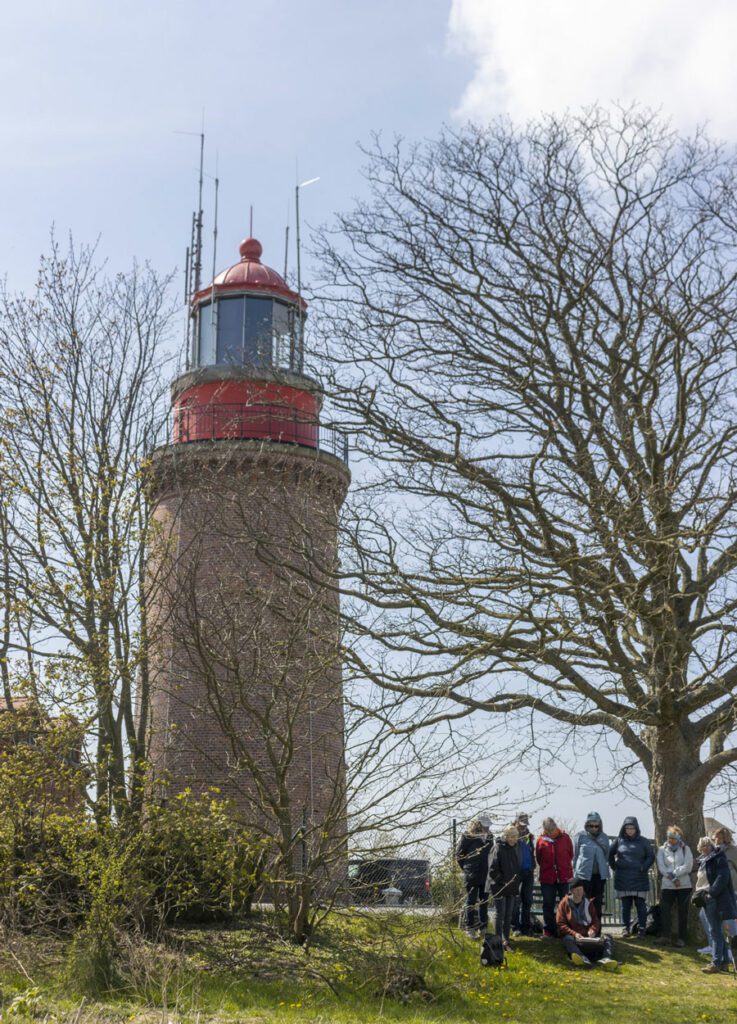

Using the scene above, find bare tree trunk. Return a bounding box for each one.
[646,725,705,850]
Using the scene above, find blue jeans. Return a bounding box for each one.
[705,900,730,965]
[621,895,647,933]
[463,883,488,932]
[513,870,534,933]
[541,882,569,935]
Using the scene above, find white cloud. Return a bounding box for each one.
[447,0,737,139]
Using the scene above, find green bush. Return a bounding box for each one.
[0,710,268,993]
[136,788,268,926]
[430,851,464,917]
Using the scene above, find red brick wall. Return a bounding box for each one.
[146,440,349,855]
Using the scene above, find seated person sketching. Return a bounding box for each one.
[556,878,619,970]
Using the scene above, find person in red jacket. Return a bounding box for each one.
[536,817,574,937]
[557,879,619,969]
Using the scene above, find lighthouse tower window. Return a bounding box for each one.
[194,296,299,369]
[273,300,293,367]
[217,297,244,364]
[197,303,215,365]
[244,297,273,366]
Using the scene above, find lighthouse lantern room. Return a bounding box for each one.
[173,235,323,451]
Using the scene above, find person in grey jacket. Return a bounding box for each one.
[573,812,610,921]
[655,825,693,946]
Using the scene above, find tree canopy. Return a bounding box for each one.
[315,107,737,842]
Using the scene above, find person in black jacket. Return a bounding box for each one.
[456,815,493,936]
[486,824,523,949]
[696,836,737,974]
[608,816,655,937]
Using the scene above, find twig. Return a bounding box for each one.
[69,998,86,1024]
[6,945,34,984]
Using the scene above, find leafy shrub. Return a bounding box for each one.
[136,788,268,926]
[429,851,463,917]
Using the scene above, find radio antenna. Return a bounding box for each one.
[210,155,220,350]
[193,128,205,294]
[295,175,320,373]
[174,125,207,366]
[211,155,220,284]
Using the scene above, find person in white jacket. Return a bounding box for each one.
[655,825,693,946]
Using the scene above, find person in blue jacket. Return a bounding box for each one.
[696,836,737,974]
[608,816,655,937]
[573,812,610,922]
[512,811,535,936]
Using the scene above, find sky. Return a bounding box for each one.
[2,0,736,836]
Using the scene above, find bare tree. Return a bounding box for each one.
[313,106,737,848]
[0,238,176,818]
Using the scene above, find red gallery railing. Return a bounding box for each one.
[174,402,349,463]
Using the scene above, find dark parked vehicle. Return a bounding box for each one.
[348,858,432,905]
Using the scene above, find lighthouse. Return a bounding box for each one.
[146,232,350,838]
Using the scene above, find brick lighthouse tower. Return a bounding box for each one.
[146,232,350,840]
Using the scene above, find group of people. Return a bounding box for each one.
[456,811,737,974]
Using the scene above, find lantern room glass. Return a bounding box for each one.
[195,296,300,370]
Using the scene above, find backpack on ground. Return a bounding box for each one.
[480,933,507,968]
[645,903,661,936]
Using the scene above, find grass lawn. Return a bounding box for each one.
[1,912,735,1023]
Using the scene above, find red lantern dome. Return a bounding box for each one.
[192,236,306,310]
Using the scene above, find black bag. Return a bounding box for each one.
[480,933,507,968]
[692,889,708,909]
[645,903,661,936]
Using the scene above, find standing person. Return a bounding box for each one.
[512,812,535,936]
[609,816,655,938]
[695,836,737,974]
[455,815,493,937]
[556,879,619,970]
[655,826,693,946]
[486,825,522,951]
[573,812,611,922]
[712,827,737,958]
[536,817,574,938]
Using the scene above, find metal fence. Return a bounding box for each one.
[529,870,659,926]
[174,402,349,463]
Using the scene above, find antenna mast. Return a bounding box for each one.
[210,157,220,349]
[193,130,205,295]
[295,176,319,374]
